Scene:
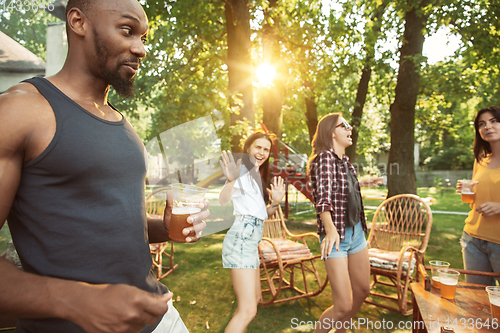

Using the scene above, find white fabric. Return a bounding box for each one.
[368,248,416,274]
[232,165,268,221]
[151,299,189,333]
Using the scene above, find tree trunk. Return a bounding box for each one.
[345,64,371,163]
[305,95,318,144]
[261,0,284,138]
[262,81,284,138]
[345,1,387,162]
[387,0,429,197]
[225,0,254,150]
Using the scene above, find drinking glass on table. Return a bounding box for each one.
[169,183,208,242]
[429,260,450,289]
[438,269,460,300]
[486,286,500,322]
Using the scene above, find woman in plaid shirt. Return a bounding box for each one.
[307,113,370,333]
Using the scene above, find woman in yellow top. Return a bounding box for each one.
[458,106,500,285]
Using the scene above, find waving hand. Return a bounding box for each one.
[219,151,242,182]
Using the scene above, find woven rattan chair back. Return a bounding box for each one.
[262,207,286,240]
[368,194,432,253]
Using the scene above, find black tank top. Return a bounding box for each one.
[7,77,167,333]
[343,161,361,228]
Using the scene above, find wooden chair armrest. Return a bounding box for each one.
[396,245,421,281]
[278,207,318,241]
[417,263,431,291]
[259,237,283,262]
[398,245,423,260]
[288,232,320,241]
[423,266,500,278]
[280,222,318,239]
[261,236,276,245]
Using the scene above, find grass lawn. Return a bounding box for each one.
[0,222,12,253]
[0,186,472,332]
[162,186,471,332]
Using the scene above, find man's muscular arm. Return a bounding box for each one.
[0,83,80,322]
[0,84,171,333]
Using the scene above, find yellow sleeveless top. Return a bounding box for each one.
[464,160,500,244]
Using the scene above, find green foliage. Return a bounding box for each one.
[2,0,500,172]
[413,0,500,171]
[0,7,60,61]
[273,0,331,152]
[417,59,481,170]
[112,0,230,146]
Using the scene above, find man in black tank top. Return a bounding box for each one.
[0,0,208,332]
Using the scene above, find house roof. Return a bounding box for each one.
[48,0,68,21]
[0,30,45,73]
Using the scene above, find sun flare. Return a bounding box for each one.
[255,63,276,86]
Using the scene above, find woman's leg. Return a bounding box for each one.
[254,267,262,303]
[313,249,370,333]
[486,240,500,285]
[225,268,260,333]
[336,247,371,333]
[313,257,353,333]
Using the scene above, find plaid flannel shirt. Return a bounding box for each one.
[310,149,367,240]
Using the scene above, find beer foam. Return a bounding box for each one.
[490,297,500,307]
[432,276,440,281]
[186,195,205,202]
[173,207,201,215]
[440,277,458,286]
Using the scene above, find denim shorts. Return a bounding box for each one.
[222,215,264,269]
[319,222,367,259]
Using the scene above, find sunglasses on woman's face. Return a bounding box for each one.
[336,120,352,131]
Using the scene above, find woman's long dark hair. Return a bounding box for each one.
[242,132,274,203]
[307,113,341,175]
[473,106,500,163]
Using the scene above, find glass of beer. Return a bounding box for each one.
[438,269,460,299]
[486,286,500,322]
[169,183,207,242]
[429,260,450,289]
[457,180,478,204]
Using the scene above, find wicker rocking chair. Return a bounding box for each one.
[365,194,433,315]
[146,187,178,280]
[258,206,328,306]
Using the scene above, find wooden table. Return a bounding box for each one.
[411,282,497,332]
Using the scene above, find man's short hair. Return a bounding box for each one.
[65,0,96,17]
[65,0,97,39]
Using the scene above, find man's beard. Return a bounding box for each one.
[102,66,135,98]
[93,29,136,98]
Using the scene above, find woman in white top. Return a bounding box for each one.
[219,132,285,333]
